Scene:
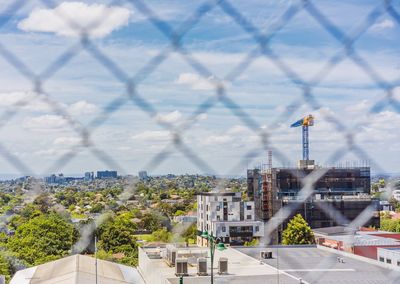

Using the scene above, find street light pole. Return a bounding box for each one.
[95,234,98,284]
[201,230,226,284]
[210,236,214,284]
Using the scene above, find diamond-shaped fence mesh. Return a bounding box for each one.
[0,0,399,282]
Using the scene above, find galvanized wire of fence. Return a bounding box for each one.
[0,0,399,282]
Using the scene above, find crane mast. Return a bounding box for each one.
[291,114,314,166]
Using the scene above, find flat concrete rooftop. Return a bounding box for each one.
[139,246,303,284]
[236,246,400,284]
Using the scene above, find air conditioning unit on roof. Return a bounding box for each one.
[218,257,228,274]
[166,247,177,266]
[175,258,189,276]
[197,257,208,276]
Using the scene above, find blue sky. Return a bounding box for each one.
[0,0,399,177]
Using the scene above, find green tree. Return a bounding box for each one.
[139,211,166,232]
[150,228,172,243]
[97,214,139,266]
[174,210,186,217]
[182,223,197,244]
[33,193,52,213]
[0,232,8,248]
[244,239,259,246]
[380,218,400,232]
[97,215,137,252]
[90,203,104,213]
[7,213,77,266]
[0,253,11,281]
[282,214,315,245]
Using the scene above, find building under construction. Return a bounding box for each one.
[247,164,380,244]
[247,115,380,243]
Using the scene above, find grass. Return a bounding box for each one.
[133,234,152,241]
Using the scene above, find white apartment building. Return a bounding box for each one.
[197,192,264,246]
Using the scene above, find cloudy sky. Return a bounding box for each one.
[0,0,399,177]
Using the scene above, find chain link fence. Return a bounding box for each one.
[0,0,399,283]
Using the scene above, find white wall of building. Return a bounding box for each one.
[392,190,400,201]
[197,192,264,244]
[377,248,400,270]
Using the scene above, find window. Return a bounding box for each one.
[397,261,400,266]
[246,215,252,220]
[379,257,384,262]
[387,258,392,264]
[246,205,252,210]
[255,226,259,232]
[206,215,208,221]
[216,205,220,211]
[222,226,226,232]
[217,215,220,221]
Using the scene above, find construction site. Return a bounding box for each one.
[247,115,380,243]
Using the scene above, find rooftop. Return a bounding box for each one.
[314,227,400,247]
[139,246,303,284]
[197,192,238,196]
[236,246,400,284]
[10,254,145,284]
[313,226,357,236]
[380,247,400,251]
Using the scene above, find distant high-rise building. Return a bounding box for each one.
[138,171,148,181]
[44,173,66,184]
[84,172,94,181]
[96,170,117,179]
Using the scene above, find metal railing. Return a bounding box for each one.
[0,0,399,283]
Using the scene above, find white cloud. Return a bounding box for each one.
[131,130,170,141]
[371,19,395,32]
[53,136,81,147]
[24,115,68,131]
[69,100,99,116]
[393,87,400,102]
[33,148,66,157]
[0,91,51,112]
[201,124,258,146]
[0,92,99,117]
[154,110,208,126]
[18,2,131,38]
[0,91,29,106]
[155,110,183,124]
[203,135,232,145]
[175,73,215,90]
[345,100,372,114]
[196,113,208,121]
[226,125,251,135]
